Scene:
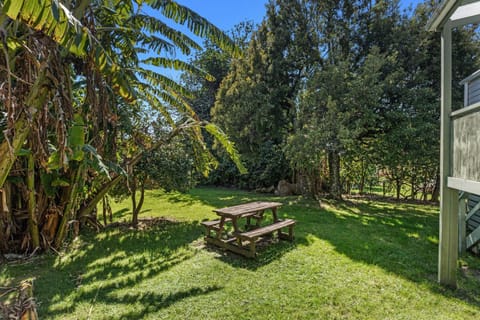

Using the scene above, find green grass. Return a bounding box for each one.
[1,187,480,319]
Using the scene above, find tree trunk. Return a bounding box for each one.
[54,164,84,248]
[359,159,365,194]
[131,178,138,227]
[395,177,401,200]
[431,173,440,202]
[27,152,40,249]
[0,187,8,252]
[76,175,123,221]
[0,61,52,189]
[131,179,146,227]
[328,151,342,199]
[73,124,187,227]
[410,172,417,200]
[137,182,145,218]
[102,196,108,226]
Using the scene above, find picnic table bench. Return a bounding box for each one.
[201,201,296,258]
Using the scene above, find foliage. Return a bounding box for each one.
[0,0,243,251]
[183,0,479,200]
[2,187,480,319]
[212,0,319,189]
[207,141,289,189]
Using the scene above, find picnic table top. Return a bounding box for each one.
[213,201,282,217]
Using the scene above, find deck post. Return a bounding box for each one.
[438,23,458,288]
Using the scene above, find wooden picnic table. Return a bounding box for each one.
[202,201,296,258]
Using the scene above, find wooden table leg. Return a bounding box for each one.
[272,207,279,222]
[231,217,240,234]
[216,217,227,239]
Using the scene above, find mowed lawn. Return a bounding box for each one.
[1,187,480,319]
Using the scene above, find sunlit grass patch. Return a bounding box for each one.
[1,187,479,319]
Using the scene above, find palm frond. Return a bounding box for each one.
[130,14,201,55]
[142,57,214,81]
[3,0,89,55]
[137,87,176,127]
[146,0,241,57]
[137,68,194,100]
[204,123,247,174]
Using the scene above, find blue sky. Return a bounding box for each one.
[175,0,426,31]
[160,1,427,79]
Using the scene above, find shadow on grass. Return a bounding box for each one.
[202,236,303,271]
[33,221,219,318]
[186,188,480,308]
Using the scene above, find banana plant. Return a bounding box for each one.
[0,0,245,251]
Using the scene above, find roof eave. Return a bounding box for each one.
[426,0,462,31]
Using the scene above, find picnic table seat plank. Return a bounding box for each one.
[237,219,296,257]
[239,219,296,240]
[201,218,232,238]
[201,218,232,227]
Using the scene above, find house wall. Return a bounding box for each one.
[452,110,480,181]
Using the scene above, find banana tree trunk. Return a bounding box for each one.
[0,61,52,188]
[27,151,40,249]
[0,118,31,189]
[54,164,85,248]
[0,187,8,252]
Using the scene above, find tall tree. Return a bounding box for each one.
[212,0,319,189]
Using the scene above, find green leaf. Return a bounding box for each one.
[3,0,25,20]
[47,151,61,170]
[68,114,85,147]
[82,144,111,178]
[204,123,247,174]
[51,178,70,187]
[40,172,57,197]
[15,148,31,156]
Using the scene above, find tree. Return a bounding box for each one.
[0,0,244,252]
[212,0,319,189]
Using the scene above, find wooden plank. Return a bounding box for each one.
[451,100,480,118]
[468,217,480,228]
[468,78,480,90]
[213,201,282,216]
[239,219,296,239]
[452,111,480,182]
[438,25,458,288]
[201,218,231,227]
[468,194,480,202]
[466,225,480,249]
[467,87,480,99]
[466,200,480,221]
[205,236,255,258]
[468,92,480,105]
[448,177,480,195]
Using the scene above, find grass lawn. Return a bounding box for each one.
[1,187,480,319]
